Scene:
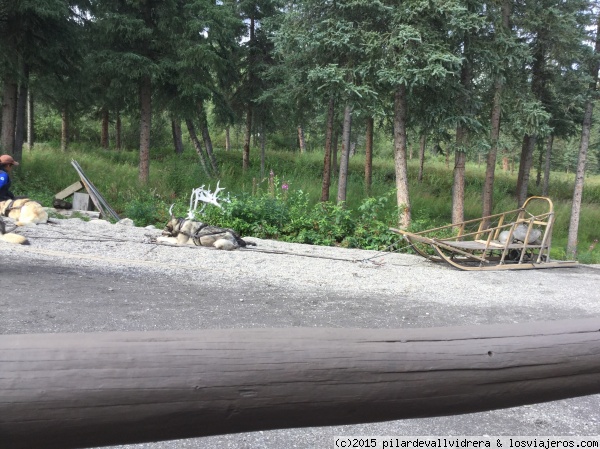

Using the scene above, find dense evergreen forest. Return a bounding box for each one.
[1,0,600,259]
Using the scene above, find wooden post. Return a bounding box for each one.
[2,319,600,449]
[72,192,94,211]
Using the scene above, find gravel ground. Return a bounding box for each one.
[1,215,599,447]
[4,215,600,322]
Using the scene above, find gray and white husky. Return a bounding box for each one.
[157,216,256,251]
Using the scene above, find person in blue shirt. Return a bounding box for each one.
[0,154,19,202]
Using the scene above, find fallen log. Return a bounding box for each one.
[1,319,600,449]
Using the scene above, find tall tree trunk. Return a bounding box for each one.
[567,15,600,259]
[332,125,339,176]
[482,0,510,219]
[393,86,411,229]
[14,76,27,161]
[101,108,109,149]
[516,134,537,207]
[483,79,503,219]
[115,110,122,151]
[365,116,374,195]
[243,15,255,171]
[452,35,473,225]
[260,123,266,179]
[567,102,593,259]
[171,119,184,155]
[26,90,34,150]
[1,77,17,155]
[542,134,553,196]
[517,30,546,207]
[225,127,231,151]
[536,143,543,187]
[138,75,152,183]
[452,145,467,225]
[297,125,306,153]
[61,105,69,152]
[418,133,426,183]
[243,107,252,171]
[321,97,335,202]
[336,104,352,204]
[185,119,211,178]
[199,102,218,175]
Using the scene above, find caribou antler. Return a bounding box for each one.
[196,181,225,208]
[187,181,226,219]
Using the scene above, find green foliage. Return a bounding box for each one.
[343,192,398,250]
[124,197,161,227]
[292,202,355,246]
[211,193,290,239]
[576,239,600,264]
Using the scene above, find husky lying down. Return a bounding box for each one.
[157,217,256,250]
[0,198,48,226]
[0,199,48,245]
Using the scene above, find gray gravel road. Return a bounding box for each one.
[1,217,599,447]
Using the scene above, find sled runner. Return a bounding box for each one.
[390,196,578,271]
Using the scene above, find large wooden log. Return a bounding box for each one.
[1,319,600,449]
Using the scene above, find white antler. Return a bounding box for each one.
[188,185,204,218]
[197,181,225,208]
[187,181,226,219]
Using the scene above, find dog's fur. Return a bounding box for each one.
[0,232,28,245]
[0,199,47,245]
[0,198,49,226]
[0,217,28,245]
[157,216,256,250]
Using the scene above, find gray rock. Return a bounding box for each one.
[117,218,135,227]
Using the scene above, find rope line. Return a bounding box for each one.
[241,246,377,264]
[241,237,419,265]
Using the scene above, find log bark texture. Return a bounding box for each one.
[2,319,600,449]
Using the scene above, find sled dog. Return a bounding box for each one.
[0,217,28,245]
[158,216,256,250]
[0,198,49,226]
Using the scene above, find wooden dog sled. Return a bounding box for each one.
[390,196,578,271]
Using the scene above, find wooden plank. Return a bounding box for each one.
[1,319,600,449]
[441,240,544,250]
[54,181,83,200]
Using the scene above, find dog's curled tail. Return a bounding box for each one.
[236,236,256,248]
[0,233,29,245]
[225,228,257,248]
[213,237,257,250]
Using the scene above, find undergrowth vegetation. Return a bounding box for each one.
[11,143,600,263]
